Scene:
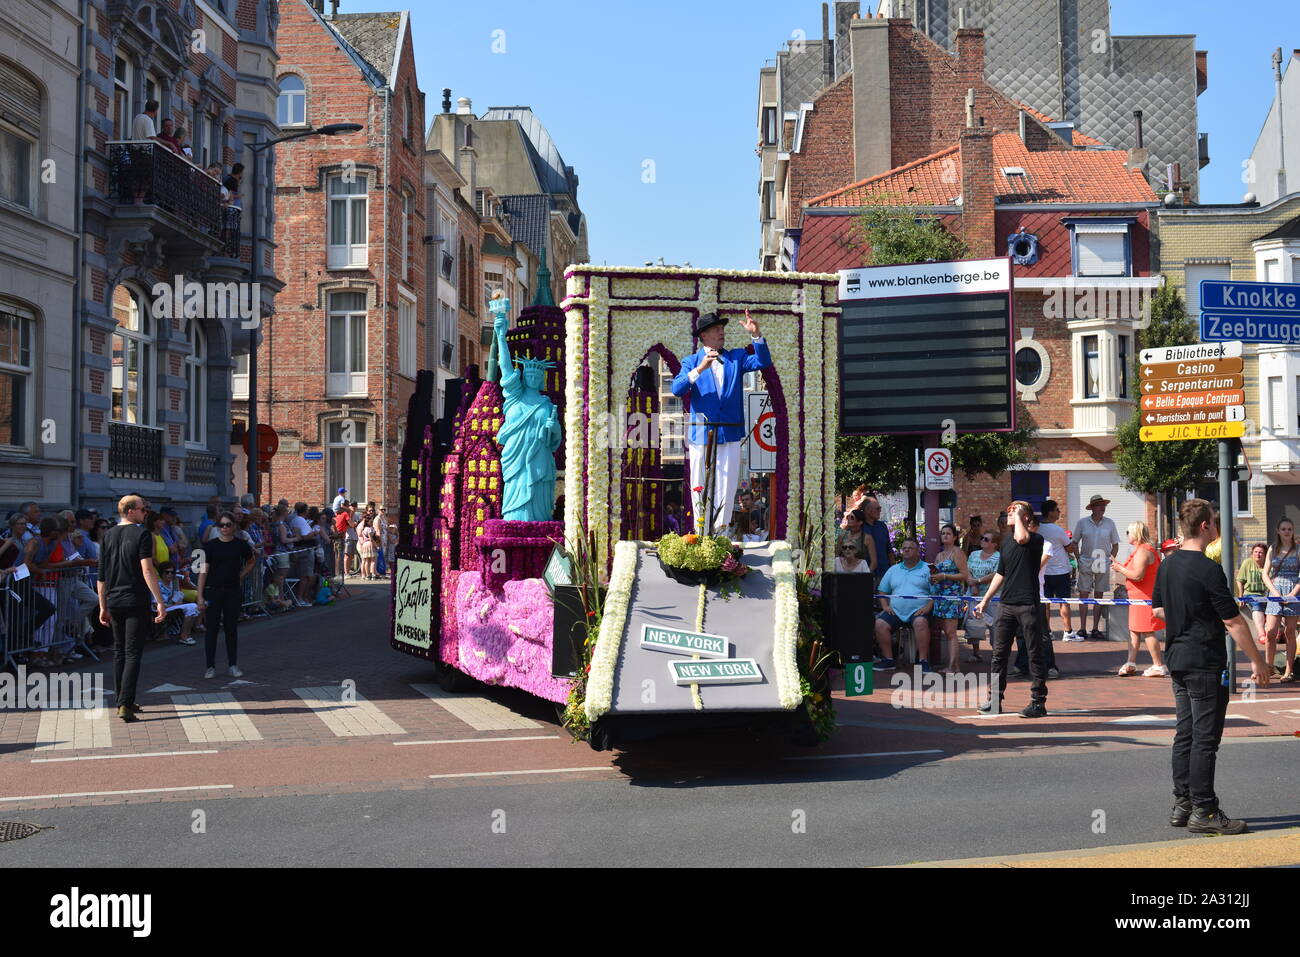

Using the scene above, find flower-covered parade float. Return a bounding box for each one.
[391,263,845,750]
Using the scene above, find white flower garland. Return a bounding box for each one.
[586,277,611,565]
[563,300,586,547]
[583,539,639,723]
[770,541,802,710]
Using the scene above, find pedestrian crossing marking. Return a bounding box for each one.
[171,693,263,743]
[410,683,542,731]
[35,707,113,751]
[294,686,405,737]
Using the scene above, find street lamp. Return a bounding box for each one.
[245,122,363,502]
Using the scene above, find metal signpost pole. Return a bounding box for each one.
[1219,439,1237,693]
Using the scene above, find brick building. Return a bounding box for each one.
[77,0,280,517]
[246,0,425,509]
[798,117,1161,548]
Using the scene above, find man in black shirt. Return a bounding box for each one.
[96,495,167,722]
[196,512,255,679]
[973,501,1049,718]
[1151,499,1269,835]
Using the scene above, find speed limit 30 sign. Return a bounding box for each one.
[747,393,776,473]
[924,447,952,490]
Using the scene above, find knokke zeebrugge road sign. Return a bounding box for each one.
[1200,279,1300,343]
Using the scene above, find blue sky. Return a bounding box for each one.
[334,0,1300,270]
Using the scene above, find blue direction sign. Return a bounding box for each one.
[1200,279,1300,344]
[303,451,323,461]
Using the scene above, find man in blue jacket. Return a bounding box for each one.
[671,310,771,534]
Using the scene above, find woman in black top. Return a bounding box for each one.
[196,512,255,680]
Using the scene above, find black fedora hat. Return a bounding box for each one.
[693,312,728,336]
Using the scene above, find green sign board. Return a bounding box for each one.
[543,546,572,588]
[640,624,728,659]
[668,658,763,685]
[844,661,873,697]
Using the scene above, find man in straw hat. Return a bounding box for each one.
[1072,493,1121,640]
[671,310,771,535]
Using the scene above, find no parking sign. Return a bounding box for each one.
[924,447,952,490]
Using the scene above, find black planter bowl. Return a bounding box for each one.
[657,555,724,588]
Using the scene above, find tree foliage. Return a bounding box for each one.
[834,207,1038,519]
[1112,282,1217,498]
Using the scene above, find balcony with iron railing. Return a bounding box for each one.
[184,451,219,486]
[107,140,227,252]
[108,422,163,483]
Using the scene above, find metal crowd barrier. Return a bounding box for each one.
[280,547,319,608]
[0,564,99,669]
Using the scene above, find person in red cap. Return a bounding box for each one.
[671,310,771,535]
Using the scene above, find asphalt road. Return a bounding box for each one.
[3,735,1295,867]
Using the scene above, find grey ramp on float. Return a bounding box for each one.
[608,543,781,715]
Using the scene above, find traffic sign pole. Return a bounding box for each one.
[1219,439,1238,694]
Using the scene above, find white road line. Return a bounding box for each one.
[31,749,219,764]
[394,735,556,746]
[295,686,405,737]
[0,784,233,803]
[35,707,113,751]
[784,749,944,761]
[410,683,542,731]
[171,693,263,743]
[427,766,612,780]
[1231,696,1300,705]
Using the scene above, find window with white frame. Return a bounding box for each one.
[327,174,368,268]
[762,181,775,221]
[440,301,454,369]
[1184,263,1231,318]
[277,74,306,127]
[184,319,206,446]
[327,291,367,395]
[762,106,777,146]
[113,56,132,140]
[1265,259,1283,283]
[0,306,33,449]
[1270,376,1285,432]
[232,351,248,398]
[1116,334,1130,399]
[0,61,39,213]
[326,418,366,503]
[398,294,416,379]
[110,285,154,425]
[1074,224,1130,277]
[1082,335,1100,398]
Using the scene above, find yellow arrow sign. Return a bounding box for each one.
[1140,422,1246,442]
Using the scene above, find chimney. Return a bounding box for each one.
[822,3,833,87]
[456,96,473,115]
[1132,109,1144,148]
[328,0,339,16]
[959,128,995,258]
[442,89,452,113]
[310,0,323,12]
[955,28,984,95]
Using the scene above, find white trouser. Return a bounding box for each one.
[687,440,741,533]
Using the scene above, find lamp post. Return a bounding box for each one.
[245,122,362,501]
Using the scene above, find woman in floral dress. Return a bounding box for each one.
[964,530,1001,662]
[930,523,970,672]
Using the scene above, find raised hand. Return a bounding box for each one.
[739,309,760,337]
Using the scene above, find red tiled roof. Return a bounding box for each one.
[807,132,1156,208]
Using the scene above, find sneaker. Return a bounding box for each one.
[1062,631,1086,642]
[1089,629,1105,641]
[228,665,244,678]
[1011,667,1028,677]
[203,667,215,679]
[918,659,933,674]
[977,697,1002,715]
[116,705,138,723]
[1018,701,1048,719]
[1187,807,1248,836]
[65,651,84,661]
[179,636,197,646]
[1143,664,1169,677]
[1047,667,1060,679]
[873,658,895,672]
[1170,799,1193,827]
[1117,661,1139,676]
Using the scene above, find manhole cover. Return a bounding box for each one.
[0,822,43,843]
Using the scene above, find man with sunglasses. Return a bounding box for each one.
[196,512,255,679]
[97,495,167,722]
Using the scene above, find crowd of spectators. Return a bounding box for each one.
[0,492,395,670]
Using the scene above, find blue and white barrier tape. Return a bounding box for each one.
[870,594,1291,608]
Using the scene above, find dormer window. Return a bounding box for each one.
[1065,218,1135,277]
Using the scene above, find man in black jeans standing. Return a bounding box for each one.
[97,495,167,722]
[974,500,1049,718]
[1152,499,1270,835]
[196,511,255,679]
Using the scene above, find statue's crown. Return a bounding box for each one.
[516,356,556,371]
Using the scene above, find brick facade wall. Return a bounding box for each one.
[262,2,426,510]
